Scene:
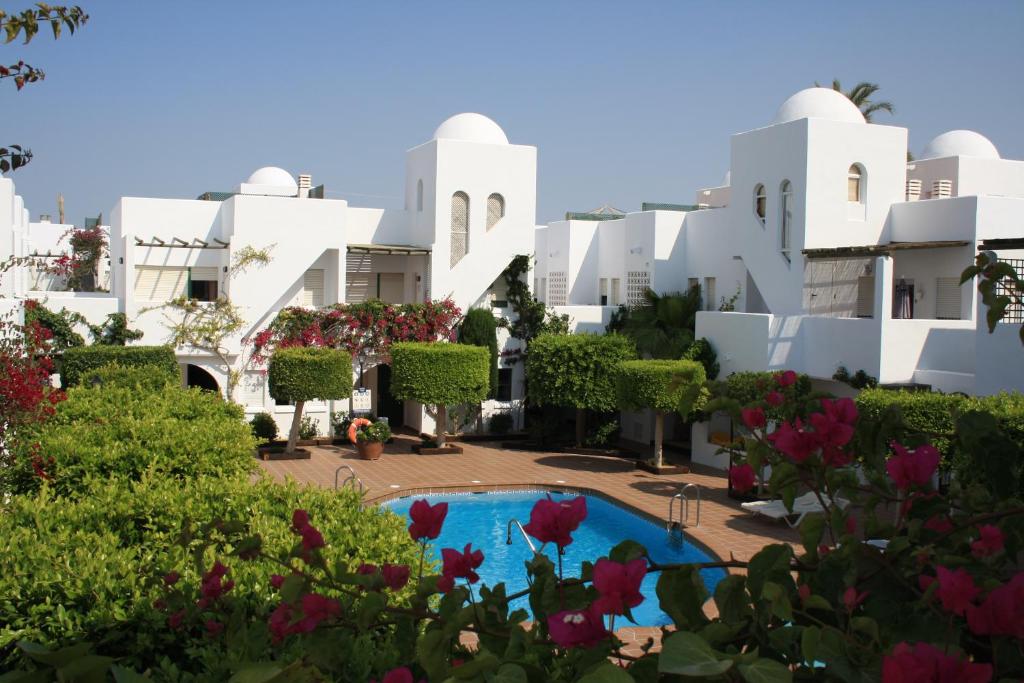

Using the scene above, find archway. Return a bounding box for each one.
[186,364,220,393]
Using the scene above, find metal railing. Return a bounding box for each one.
[506,518,538,553]
[667,483,701,540]
[334,465,365,494]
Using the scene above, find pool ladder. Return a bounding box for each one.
[667,483,701,544]
[334,465,366,495]
[506,518,538,554]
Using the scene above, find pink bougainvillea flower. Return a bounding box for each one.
[436,574,455,594]
[168,609,186,630]
[547,604,610,649]
[843,586,869,612]
[270,574,285,590]
[523,495,587,548]
[268,602,295,643]
[741,407,766,430]
[291,509,310,533]
[373,667,418,683]
[382,563,411,591]
[293,593,342,634]
[729,464,756,493]
[797,584,811,604]
[765,391,784,407]
[966,572,1024,640]
[300,524,325,553]
[924,515,954,534]
[932,566,980,616]
[408,499,448,541]
[885,442,940,490]
[592,558,647,615]
[767,419,821,464]
[163,571,180,586]
[809,398,856,452]
[775,370,798,387]
[970,525,1004,559]
[882,641,992,683]
[199,561,234,603]
[844,514,857,536]
[357,562,378,576]
[441,543,485,584]
[205,619,224,637]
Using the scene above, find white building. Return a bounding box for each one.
[3,90,1022,449]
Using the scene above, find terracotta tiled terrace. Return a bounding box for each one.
[257,435,799,656]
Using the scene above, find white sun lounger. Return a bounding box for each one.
[740,492,849,527]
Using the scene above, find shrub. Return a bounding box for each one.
[459,308,499,398]
[488,412,513,436]
[720,370,813,408]
[23,300,85,352]
[615,359,707,466]
[7,383,256,498]
[355,420,392,443]
[0,476,421,677]
[681,337,720,380]
[583,418,618,447]
[390,342,490,446]
[526,333,635,444]
[249,411,278,442]
[60,344,178,388]
[268,347,352,453]
[80,362,177,393]
[298,414,320,440]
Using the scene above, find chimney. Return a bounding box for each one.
[298,174,312,198]
[905,179,922,202]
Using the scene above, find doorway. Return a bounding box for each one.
[186,364,220,393]
[376,364,404,428]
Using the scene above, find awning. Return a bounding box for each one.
[346,243,431,256]
[978,237,1024,251]
[802,240,969,260]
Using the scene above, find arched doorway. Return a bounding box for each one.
[186,364,220,393]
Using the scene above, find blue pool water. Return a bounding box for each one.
[383,490,726,626]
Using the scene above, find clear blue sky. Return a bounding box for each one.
[5,1,1023,226]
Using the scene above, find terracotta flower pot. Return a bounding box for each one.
[356,440,384,460]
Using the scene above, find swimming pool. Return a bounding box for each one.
[382,490,726,626]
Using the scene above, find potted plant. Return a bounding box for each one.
[350,418,391,460]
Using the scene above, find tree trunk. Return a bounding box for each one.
[575,407,585,446]
[653,411,664,468]
[436,404,447,447]
[286,399,305,455]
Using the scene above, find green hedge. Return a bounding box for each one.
[615,359,707,415]
[80,362,178,393]
[459,308,499,398]
[268,347,352,403]
[390,342,490,406]
[720,371,813,407]
[60,345,178,388]
[0,476,420,677]
[526,333,636,411]
[6,383,256,498]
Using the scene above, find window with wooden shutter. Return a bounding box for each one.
[935,277,961,320]
[189,266,219,301]
[856,276,875,318]
[302,269,325,308]
[134,266,187,302]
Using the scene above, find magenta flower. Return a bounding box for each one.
[441,543,484,584]
[382,563,411,591]
[970,525,1004,559]
[882,642,992,683]
[592,558,647,615]
[765,391,784,407]
[270,574,285,590]
[741,407,766,430]
[923,515,953,534]
[767,419,820,463]
[523,495,587,548]
[929,566,980,616]
[729,464,756,493]
[842,586,868,612]
[163,571,180,586]
[966,572,1024,640]
[547,604,610,649]
[886,442,940,490]
[374,667,417,683]
[776,370,798,387]
[293,593,342,633]
[408,499,448,541]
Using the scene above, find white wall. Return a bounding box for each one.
[975,323,1024,395]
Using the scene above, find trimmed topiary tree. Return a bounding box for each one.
[390,342,489,447]
[60,344,178,389]
[526,333,636,445]
[615,359,707,468]
[458,308,498,398]
[268,347,352,455]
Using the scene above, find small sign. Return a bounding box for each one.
[352,388,372,414]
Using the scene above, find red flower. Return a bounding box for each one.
[741,407,766,430]
[375,667,416,683]
[765,391,784,407]
[776,370,798,387]
[357,562,378,576]
[886,442,940,490]
[882,642,992,683]
[966,572,1024,640]
[729,464,756,493]
[523,495,587,548]
[932,566,980,616]
[441,543,485,584]
[205,619,224,637]
[163,571,180,586]
[924,515,954,534]
[408,499,448,541]
[294,593,342,633]
[199,561,234,603]
[843,586,868,612]
[547,605,610,649]
[268,602,295,643]
[168,609,186,630]
[797,584,811,604]
[382,563,411,591]
[292,509,310,533]
[767,419,820,463]
[270,574,285,589]
[592,558,647,615]
[970,525,1004,559]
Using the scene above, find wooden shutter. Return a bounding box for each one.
[856,276,875,318]
[302,269,325,307]
[935,277,961,320]
[190,267,218,282]
[134,266,186,302]
[346,253,372,303]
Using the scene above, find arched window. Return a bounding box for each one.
[486,193,505,230]
[753,184,766,224]
[450,191,469,268]
[780,180,793,252]
[848,164,864,203]
[416,179,423,212]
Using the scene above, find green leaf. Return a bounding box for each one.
[110,665,152,683]
[658,632,734,677]
[798,514,825,555]
[746,545,794,600]
[738,658,793,683]
[491,664,529,683]
[801,626,820,665]
[761,581,793,621]
[356,591,387,630]
[278,574,306,603]
[58,654,115,682]
[609,540,648,564]
[656,566,709,629]
[449,652,499,679]
[578,661,635,682]
[16,640,92,667]
[713,575,752,623]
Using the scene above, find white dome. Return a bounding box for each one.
[433,113,509,145]
[920,130,1000,160]
[246,166,297,189]
[772,87,866,126]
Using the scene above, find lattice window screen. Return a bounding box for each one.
[935,277,961,320]
[994,259,1024,324]
[450,192,469,268]
[548,272,567,306]
[627,271,650,308]
[486,193,504,230]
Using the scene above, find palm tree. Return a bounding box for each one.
[816,79,895,123]
[609,286,702,359]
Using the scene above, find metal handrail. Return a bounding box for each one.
[667,483,702,531]
[506,518,538,553]
[334,465,365,494]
